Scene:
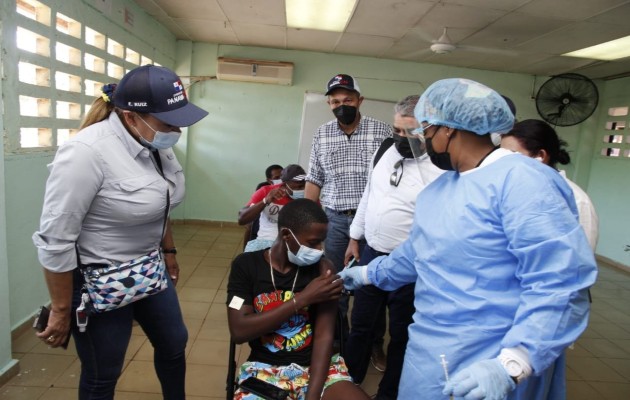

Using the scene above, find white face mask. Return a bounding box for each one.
[534,156,543,162]
[135,116,182,150]
[271,179,282,185]
[286,229,324,267]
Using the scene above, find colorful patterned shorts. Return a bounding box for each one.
[234,354,353,399]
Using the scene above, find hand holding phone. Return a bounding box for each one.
[33,305,71,349]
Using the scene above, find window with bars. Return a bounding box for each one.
[14,0,158,150]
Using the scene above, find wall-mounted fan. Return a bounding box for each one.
[535,73,599,127]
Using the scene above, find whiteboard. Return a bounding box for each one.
[297,92,396,168]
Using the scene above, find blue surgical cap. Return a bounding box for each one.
[414,78,515,135]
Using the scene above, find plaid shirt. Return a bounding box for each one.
[307,115,392,211]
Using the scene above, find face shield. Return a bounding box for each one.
[393,127,426,159]
[405,127,428,175]
[407,133,426,159]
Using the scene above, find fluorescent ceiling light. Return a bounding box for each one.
[563,35,630,61]
[286,0,357,32]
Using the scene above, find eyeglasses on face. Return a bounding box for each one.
[411,124,442,139]
[390,158,404,187]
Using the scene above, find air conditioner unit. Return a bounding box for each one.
[216,57,294,86]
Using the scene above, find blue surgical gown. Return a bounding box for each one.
[367,151,597,400]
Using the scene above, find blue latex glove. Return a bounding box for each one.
[443,359,516,400]
[338,265,370,291]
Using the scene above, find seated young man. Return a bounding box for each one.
[227,199,370,400]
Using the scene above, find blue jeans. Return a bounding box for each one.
[323,208,365,350]
[72,269,188,400]
[344,244,415,400]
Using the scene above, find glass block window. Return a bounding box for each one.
[12,0,165,151]
[601,106,630,160]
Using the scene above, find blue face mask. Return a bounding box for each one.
[135,116,182,150]
[286,184,305,199]
[286,229,324,267]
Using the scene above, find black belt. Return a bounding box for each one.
[366,244,389,257]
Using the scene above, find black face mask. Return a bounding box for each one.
[393,134,414,158]
[426,133,455,171]
[333,105,357,125]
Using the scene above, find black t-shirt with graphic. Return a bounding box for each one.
[227,249,321,366]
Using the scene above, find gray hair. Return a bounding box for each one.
[394,95,420,118]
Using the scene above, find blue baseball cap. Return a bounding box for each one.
[113,65,208,127]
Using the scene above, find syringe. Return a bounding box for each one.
[440,354,454,400]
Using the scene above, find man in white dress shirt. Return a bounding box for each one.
[343,95,444,400]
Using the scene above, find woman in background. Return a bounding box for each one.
[501,118,599,251]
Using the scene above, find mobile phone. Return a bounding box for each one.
[239,376,289,400]
[32,306,50,333]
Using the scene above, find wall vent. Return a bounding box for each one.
[216,57,294,86]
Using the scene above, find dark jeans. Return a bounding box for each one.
[72,269,188,400]
[323,208,366,354]
[344,244,415,400]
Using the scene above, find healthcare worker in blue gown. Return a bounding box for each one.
[339,78,598,400]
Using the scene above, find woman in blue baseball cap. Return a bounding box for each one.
[33,65,208,399]
[339,78,597,400]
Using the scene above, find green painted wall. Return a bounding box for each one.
[0,26,19,381]
[585,77,630,266]
[179,43,589,221]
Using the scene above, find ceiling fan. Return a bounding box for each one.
[430,28,457,54]
[407,27,518,58]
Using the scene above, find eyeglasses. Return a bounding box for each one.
[390,158,404,186]
[411,123,441,139]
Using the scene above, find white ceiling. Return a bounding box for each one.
[134,0,630,80]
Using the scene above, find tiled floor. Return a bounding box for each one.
[2,222,630,399]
